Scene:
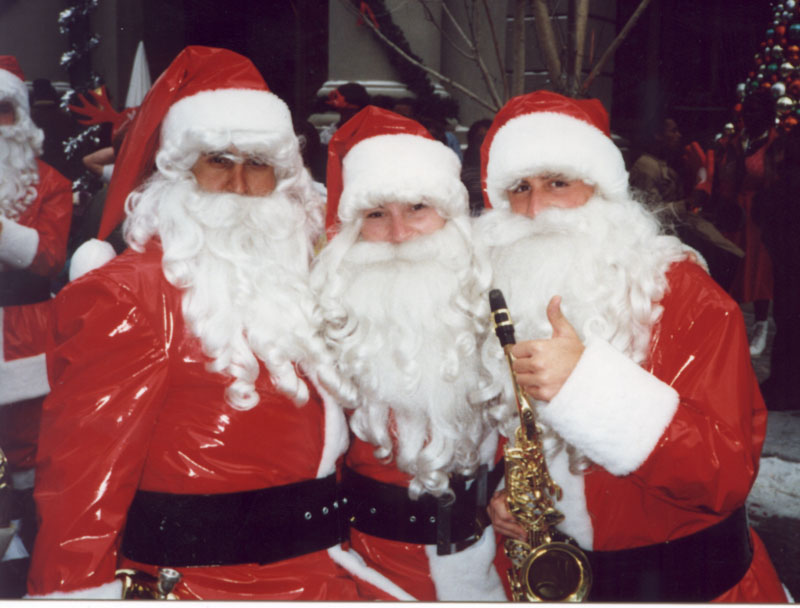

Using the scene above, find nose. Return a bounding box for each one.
[228,164,248,195]
[388,214,414,243]
[522,189,548,219]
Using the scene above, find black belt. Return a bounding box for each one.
[0,271,50,306]
[342,461,504,556]
[585,506,753,602]
[120,473,345,567]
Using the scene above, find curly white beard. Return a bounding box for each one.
[313,218,501,498]
[0,116,43,219]
[123,174,334,410]
[477,195,689,463]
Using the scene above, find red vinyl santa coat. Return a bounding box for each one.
[345,433,507,601]
[496,260,787,602]
[27,243,370,600]
[0,160,72,472]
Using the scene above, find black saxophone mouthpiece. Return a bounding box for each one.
[489,289,516,347]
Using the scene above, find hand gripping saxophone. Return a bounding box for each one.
[489,289,591,602]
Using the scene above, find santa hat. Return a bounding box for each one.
[0,55,31,117]
[326,105,466,230]
[480,90,628,209]
[98,45,294,240]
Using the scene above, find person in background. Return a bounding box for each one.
[478,90,788,602]
[311,106,507,601]
[752,125,800,411]
[629,115,744,291]
[0,57,72,591]
[319,81,370,145]
[715,88,780,356]
[26,46,378,601]
[28,78,82,181]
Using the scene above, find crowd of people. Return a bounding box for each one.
[0,46,793,601]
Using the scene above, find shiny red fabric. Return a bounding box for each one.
[585,261,785,601]
[1,161,71,470]
[345,436,437,600]
[28,244,362,600]
[495,261,785,602]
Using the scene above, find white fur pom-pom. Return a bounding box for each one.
[68,238,117,281]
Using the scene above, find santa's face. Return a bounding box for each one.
[190,148,277,196]
[358,201,446,243]
[506,173,594,219]
[0,99,15,125]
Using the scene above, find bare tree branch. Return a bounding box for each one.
[510,0,527,97]
[570,0,589,96]
[580,0,653,94]
[353,2,500,112]
[481,0,509,100]
[532,0,564,91]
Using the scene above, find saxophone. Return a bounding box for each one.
[489,289,591,602]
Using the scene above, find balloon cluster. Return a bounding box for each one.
[738,0,800,131]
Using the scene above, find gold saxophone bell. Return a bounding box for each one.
[518,541,592,602]
[489,289,592,602]
[115,567,182,599]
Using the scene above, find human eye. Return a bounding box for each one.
[509,180,530,194]
[364,208,385,219]
[410,203,428,212]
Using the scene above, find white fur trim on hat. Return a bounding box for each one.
[0,69,30,116]
[160,88,294,151]
[68,238,117,281]
[538,337,679,476]
[486,112,629,209]
[338,133,467,222]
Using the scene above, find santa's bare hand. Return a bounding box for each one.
[487,490,527,541]
[509,296,584,402]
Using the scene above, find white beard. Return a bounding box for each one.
[123,175,333,410]
[312,218,501,498]
[476,196,689,456]
[0,117,43,219]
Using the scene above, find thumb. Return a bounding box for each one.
[547,295,578,339]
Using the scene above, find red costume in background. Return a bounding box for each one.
[717,129,778,303]
[1,160,72,475]
[27,245,362,599]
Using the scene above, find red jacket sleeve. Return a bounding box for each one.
[26,162,73,277]
[28,273,170,595]
[631,261,766,514]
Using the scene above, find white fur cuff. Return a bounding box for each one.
[0,351,49,406]
[538,338,679,476]
[425,526,506,601]
[0,307,50,406]
[0,217,39,269]
[26,579,123,599]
